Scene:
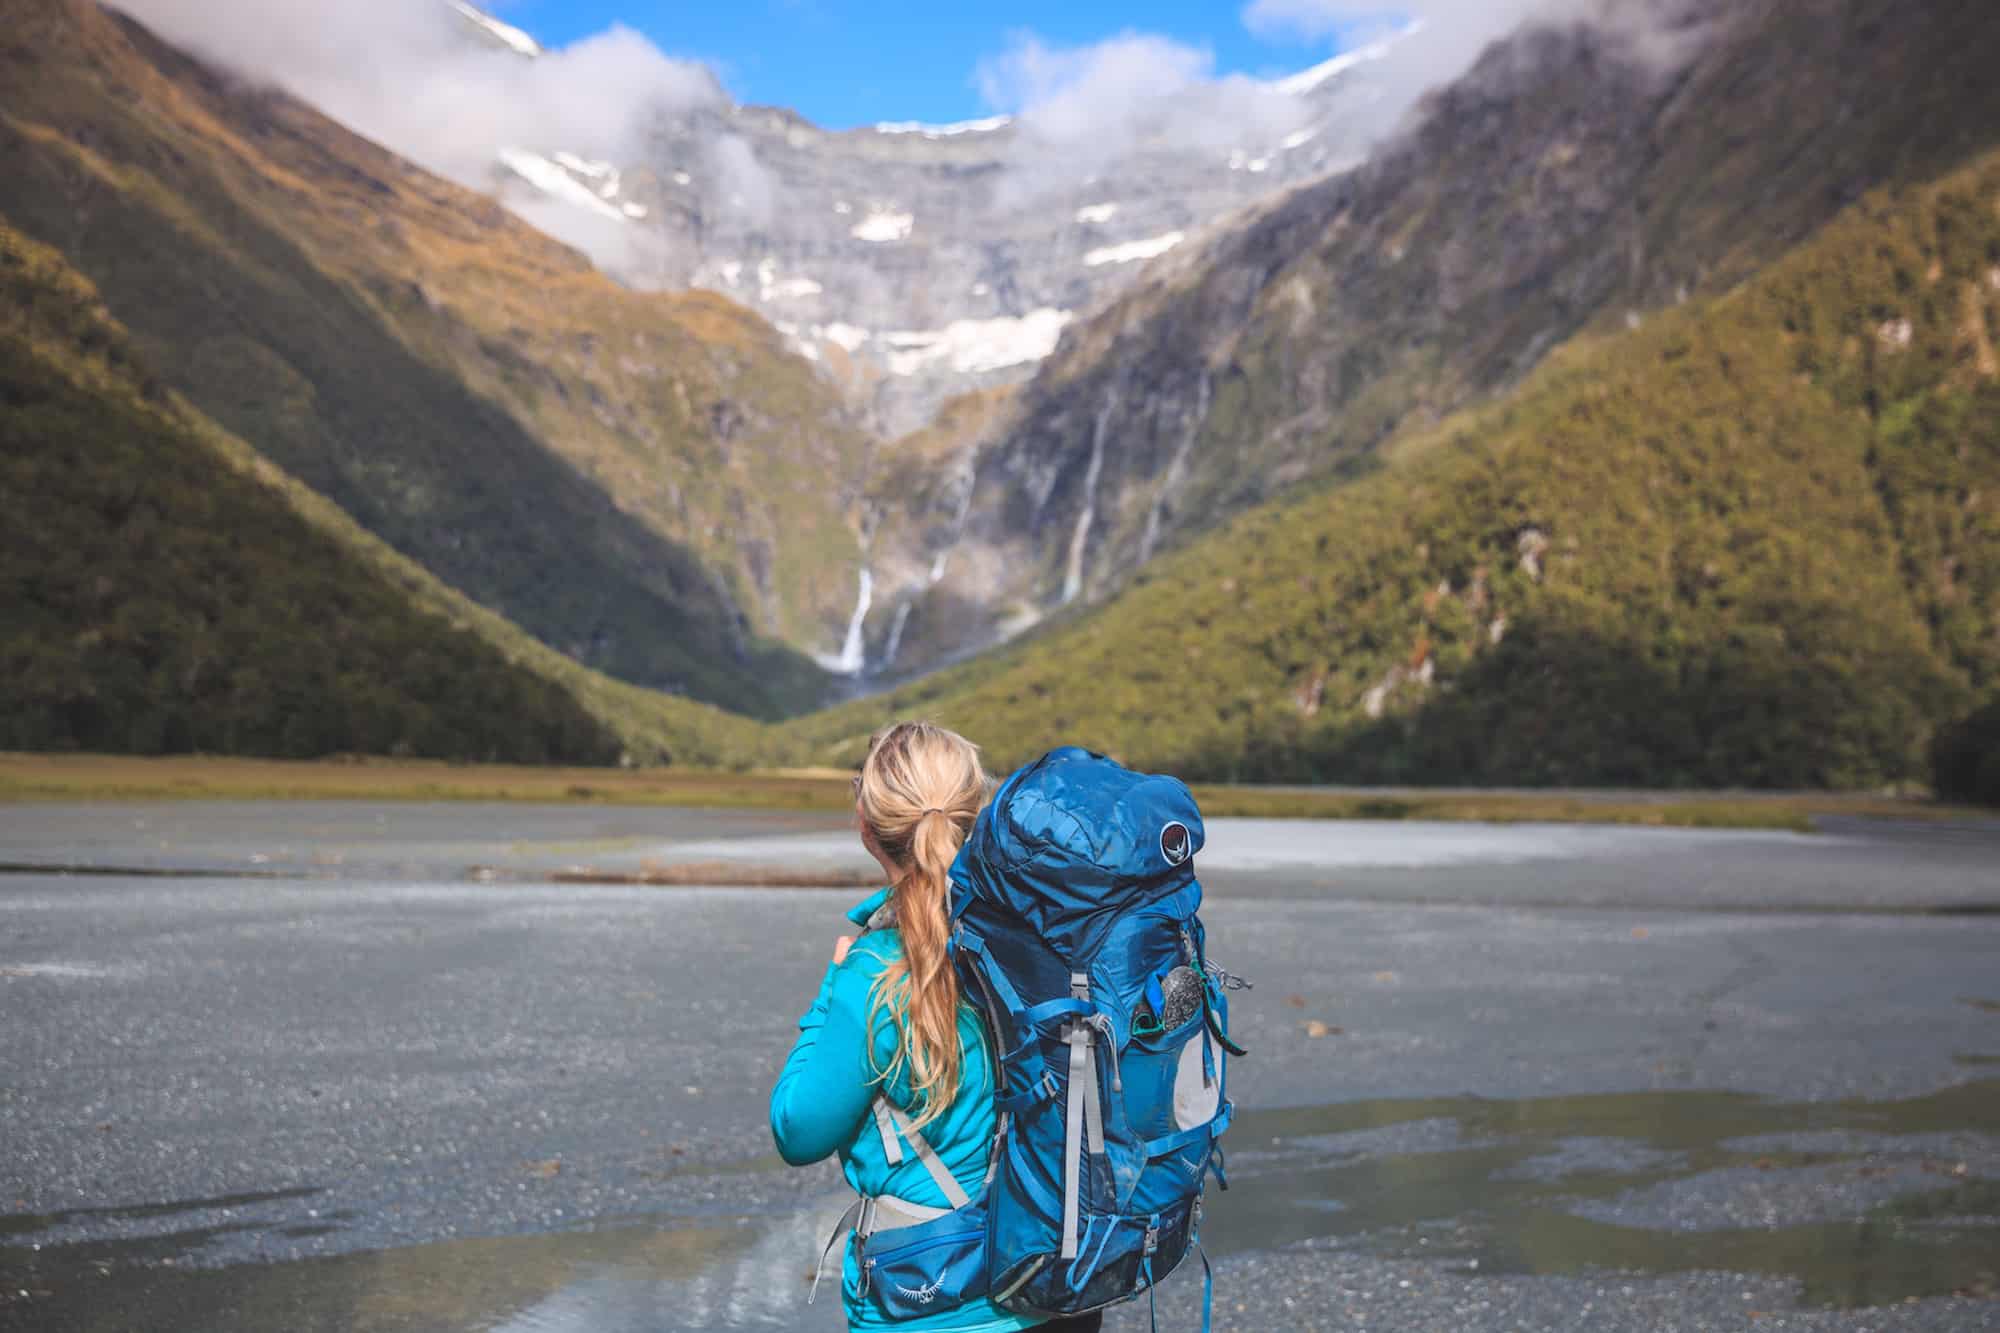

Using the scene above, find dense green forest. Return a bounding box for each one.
[0,222,620,761]
[0,219,776,766]
[1932,700,2000,805]
[1,0,863,717]
[785,148,2000,788]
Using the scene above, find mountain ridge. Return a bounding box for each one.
[4,0,872,714]
[857,0,2000,682]
[431,1,1418,437]
[781,137,2000,785]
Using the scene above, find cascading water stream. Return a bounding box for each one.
[881,600,914,668]
[1061,398,1115,605]
[1139,372,1210,565]
[815,566,873,675]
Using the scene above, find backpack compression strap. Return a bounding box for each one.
[1060,972,1107,1260]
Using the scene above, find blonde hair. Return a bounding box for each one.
[856,721,988,1130]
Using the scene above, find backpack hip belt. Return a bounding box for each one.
[808,1095,984,1306]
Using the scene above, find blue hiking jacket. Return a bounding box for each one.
[769,888,1040,1332]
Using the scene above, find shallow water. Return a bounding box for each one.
[1218,1080,2000,1307]
[7,1081,1996,1331]
[3,802,1998,1331]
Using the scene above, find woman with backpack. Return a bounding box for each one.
[769,720,1102,1332]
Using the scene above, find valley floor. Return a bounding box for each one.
[1,804,1997,1330]
[1,752,1990,833]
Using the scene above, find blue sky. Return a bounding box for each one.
[500,1,1372,129]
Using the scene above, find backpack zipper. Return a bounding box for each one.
[868,1229,983,1259]
[992,1254,1049,1305]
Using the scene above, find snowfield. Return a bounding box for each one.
[851,209,916,243]
[1083,231,1184,267]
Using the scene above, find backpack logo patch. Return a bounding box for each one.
[896,1274,946,1305]
[1160,821,1192,867]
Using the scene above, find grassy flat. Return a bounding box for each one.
[0,752,854,810]
[4,752,1987,833]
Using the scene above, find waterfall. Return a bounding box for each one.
[881,600,914,667]
[814,566,873,675]
[1139,372,1209,565]
[1061,399,1114,605]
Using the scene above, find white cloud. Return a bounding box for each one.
[1243,1,1694,140]
[1243,0,1582,44]
[109,1,720,268]
[976,32,1213,142]
[974,31,1310,198]
[705,135,777,225]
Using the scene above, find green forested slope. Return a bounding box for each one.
[782,148,2000,787]
[930,0,2000,649]
[0,0,867,717]
[0,220,771,765]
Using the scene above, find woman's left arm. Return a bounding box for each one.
[768,944,887,1166]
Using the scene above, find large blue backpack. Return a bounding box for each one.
[841,747,1244,1327]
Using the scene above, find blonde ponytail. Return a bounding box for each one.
[854,721,988,1130]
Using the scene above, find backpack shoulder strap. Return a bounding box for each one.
[870,1095,905,1164]
[872,1095,972,1209]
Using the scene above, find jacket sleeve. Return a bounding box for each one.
[768,944,891,1166]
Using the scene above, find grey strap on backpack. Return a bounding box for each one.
[808,1196,865,1305]
[805,1191,951,1305]
[874,1094,973,1209]
[871,1097,905,1165]
[1060,971,1104,1260]
[813,1100,971,1306]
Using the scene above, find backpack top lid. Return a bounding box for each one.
[950,747,1205,956]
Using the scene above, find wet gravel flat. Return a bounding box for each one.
[1109,1246,2000,1333]
[2,802,1997,1331]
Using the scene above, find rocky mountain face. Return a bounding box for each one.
[433,0,2000,691]
[2,0,872,716]
[786,138,2000,786]
[472,12,1412,437]
[856,0,2000,682]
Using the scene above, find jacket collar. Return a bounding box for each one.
[846,886,895,929]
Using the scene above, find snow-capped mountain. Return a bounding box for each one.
[447,0,541,58]
[464,4,1408,433]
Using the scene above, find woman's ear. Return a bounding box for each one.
[860,821,902,882]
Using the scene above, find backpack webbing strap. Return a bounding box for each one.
[871,1096,905,1165]
[953,929,1027,1022]
[1139,1099,1232,1160]
[1199,1241,1214,1333]
[1061,1024,1087,1259]
[808,1196,864,1305]
[1081,1033,1105,1152]
[881,1099,973,1209]
[1060,970,1103,1260]
[994,1079,1057,1114]
[857,1192,951,1236]
[1023,996,1094,1027]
